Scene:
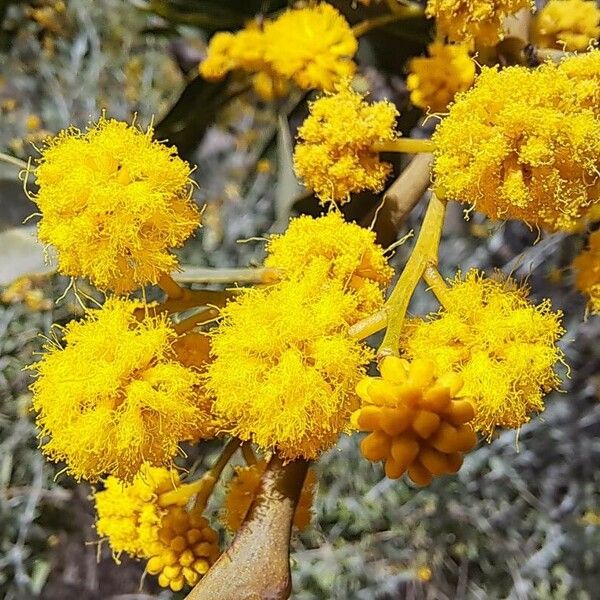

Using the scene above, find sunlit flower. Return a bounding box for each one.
[223,460,316,532]
[407,42,476,113]
[294,83,398,203]
[433,59,600,231]
[265,212,392,323]
[354,357,477,486]
[573,230,600,314]
[426,0,534,45]
[399,271,565,437]
[31,298,210,481]
[532,0,600,52]
[34,118,199,293]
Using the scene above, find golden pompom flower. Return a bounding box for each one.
[31,298,210,481]
[95,465,181,558]
[573,230,600,314]
[204,271,373,461]
[265,213,392,323]
[293,83,398,203]
[433,59,600,231]
[532,0,600,52]
[407,42,476,113]
[353,357,477,487]
[399,271,565,438]
[426,0,534,45]
[33,118,199,294]
[222,460,317,532]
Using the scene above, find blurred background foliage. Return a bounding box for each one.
[0,1,599,599]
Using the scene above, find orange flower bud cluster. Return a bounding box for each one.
[353,357,477,486]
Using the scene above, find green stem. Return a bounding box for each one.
[373,138,436,154]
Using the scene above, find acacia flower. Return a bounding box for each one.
[31,298,211,481]
[433,59,600,231]
[34,118,199,293]
[204,270,373,461]
[265,212,393,323]
[399,271,565,437]
[573,231,600,314]
[426,0,534,45]
[354,357,477,487]
[532,0,600,52]
[407,42,476,113]
[223,460,317,532]
[199,5,357,99]
[293,83,398,203]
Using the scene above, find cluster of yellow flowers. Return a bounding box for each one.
[426,0,533,45]
[34,118,199,293]
[199,4,357,100]
[205,212,392,461]
[293,83,398,203]
[433,52,600,231]
[532,0,600,52]
[407,42,476,113]
[400,271,565,437]
[573,231,600,314]
[354,357,477,486]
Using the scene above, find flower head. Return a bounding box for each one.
[426,0,534,45]
[573,230,600,314]
[354,357,477,486]
[399,271,565,437]
[407,42,476,113]
[532,0,600,52]
[294,83,398,203]
[31,298,210,481]
[223,460,316,532]
[204,271,373,461]
[433,59,600,231]
[265,213,392,322]
[199,5,357,99]
[34,118,199,293]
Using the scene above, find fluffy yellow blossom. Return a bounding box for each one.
[34,118,199,293]
[532,0,600,51]
[559,49,600,114]
[95,465,181,558]
[223,460,316,532]
[146,506,220,592]
[399,271,565,438]
[294,83,398,203]
[265,213,392,323]
[2,275,52,311]
[426,0,534,45]
[433,59,600,231]
[407,42,476,113]
[31,298,210,481]
[573,231,600,314]
[205,271,373,461]
[354,357,477,486]
[199,5,357,99]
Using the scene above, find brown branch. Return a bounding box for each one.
[185,455,309,600]
[364,153,433,247]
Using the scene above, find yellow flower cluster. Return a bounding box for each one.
[34,118,199,293]
[433,56,600,231]
[223,460,316,532]
[293,83,398,203]
[354,357,477,486]
[265,212,393,323]
[532,0,600,52]
[573,231,600,314]
[199,4,357,100]
[205,214,392,461]
[95,466,219,592]
[31,298,210,481]
[426,0,534,45]
[400,271,565,438]
[407,42,476,113]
